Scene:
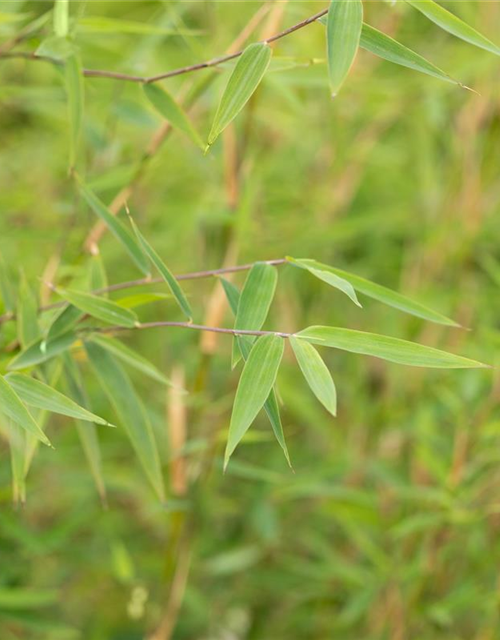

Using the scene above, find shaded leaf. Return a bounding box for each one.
[225,334,284,468]
[46,304,82,342]
[56,287,138,328]
[208,43,272,146]
[8,332,77,370]
[0,374,51,446]
[297,326,488,368]
[326,0,363,96]
[287,257,361,307]
[290,336,337,416]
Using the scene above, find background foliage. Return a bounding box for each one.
[1,1,500,638]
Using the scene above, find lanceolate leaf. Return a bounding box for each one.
[225,334,284,468]
[127,214,192,320]
[290,336,337,416]
[287,257,361,307]
[405,0,500,56]
[8,332,77,370]
[208,42,272,146]
[77,179,150,276]
[326,0,363,96]
[297,326,488,369]
[56,288,138,328]
[46,304,82,341]
[88,335,173,386]
[5,372,114,426]
[65,54,83,168]
[84,340,165,501]
[291,259,458,326]
[143,84,204,149]
[0,375,51,447]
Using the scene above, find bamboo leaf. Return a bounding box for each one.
[289,336,337,416]
[89,253,108,293]
[326,0,363,96]
[17,277,40,348]
[84,340,165,501]
[53,0,68,37]
[405,0,500,56]
[116,292,172,309]
[65,54,83,168]
[56,287,138,328]
[5,372,114,426]
[88,335,173,386]
[143,84,204,149]
[225,334,284,468]
[287,257,361,307]
[127,214,192,320]
[0,374,52,447]
[76,178,150,276]
[208,43,272,146]
[297,326,488,369]
[46,304,82,342]
[8,332,77,370]
[290,259,458,326]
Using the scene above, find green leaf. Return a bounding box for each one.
[116,292,171,309]
[0,588,59,610]
[287,257,361,307]
[405,0,500,56]
[143,84,204,149]
[36,35,76,61]
[84,340,165,501]
[88,253,108,293]
[8,332,77,370]
[56,287,138,328]
[46,304,82,342]
[326,0,363,96]
[220,277,240,315]
[87,335,173,386]
[76,178,150,276]
[65,54,83,168]
[297,326,488,368]
[127,213,192,320]
[225,334,284,468]
[7,421,26,505]
[318,17,458,85]
[0,374,51,447]
[17,277,40,348]
[53,0,68,38]
[290,259,458,326]
[289,336,337,416]
[5,372,114,426]
[208,43,272,146]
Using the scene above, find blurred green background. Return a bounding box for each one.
[1,1,500,638]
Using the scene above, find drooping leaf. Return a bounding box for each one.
[53,0,68,37]
[326,0,363,96]
[290,259,459,326]
[0,374,51,447]
[225,334,284,468]
[405,0,500,56]
[297,326,488,368]
[127,214,192,320]
[65,54,83,168]
[8,332,77,370]
[287,257,361,307]
[208,43,272,146]
[84,340,165,501]
[76,178,150,276]
[143,84,204,149]
[289,336,337,416]
[88,335,173,386]
[5,372,114,426]
[17,277,40,348]
[56,287,138,328]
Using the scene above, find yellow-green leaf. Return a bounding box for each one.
[287,257,361,307]
[326,0,363,96]
[53,0,68,37]
[0,374,51,447]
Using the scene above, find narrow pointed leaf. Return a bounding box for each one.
[326,0,363,96]
[17,278,40,348]
[0,375,51,447]
[127,215,192,320]
[84,341,165,501]
[46,304,82,341]
[220,277,240,316]
[65,54,83,167]
[53,0,68,37]
[405,0,500,56]
[143,84,204,149]
[8,332,77,370]
[5,372,114,426]
[116,292,172,309]
[225,334,284,467]
[77,178,150,276]
[208,43,272,146]
[89,252,108,293]
[297,326,488,368]
[88,335,173,386]
[290,336,337,416]
[56,287,138,327]
[287,257,361,307]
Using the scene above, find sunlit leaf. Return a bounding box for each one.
[289,336,337,416]
[287,257,361,307]
[208,42,272,146]
[326,0,363,96]
[0,374,51,447]
[297,326,488,368]
[225,334,284,468]
[116,292,172,309]
[56,287,138,328]
[53,0,68,38]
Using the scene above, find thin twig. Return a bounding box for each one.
[82,322,292,339]
[0,9,328,85]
